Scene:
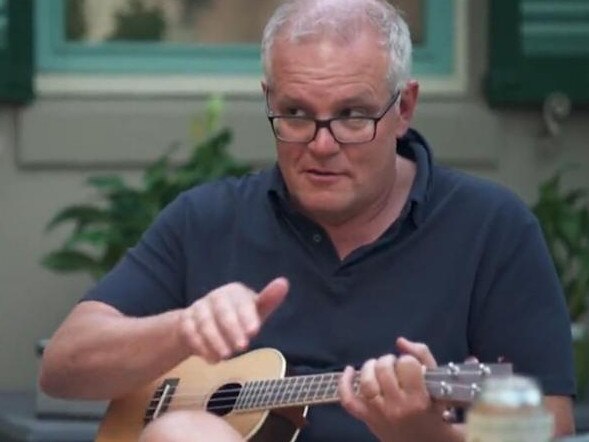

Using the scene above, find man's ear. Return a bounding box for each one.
[395,80,419,138]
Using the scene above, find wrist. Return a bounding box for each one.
[173,308,194,361]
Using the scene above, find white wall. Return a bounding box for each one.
[0,108,93,389]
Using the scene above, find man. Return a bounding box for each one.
[40,0,576,440]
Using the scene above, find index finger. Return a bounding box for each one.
[396,337,437,368]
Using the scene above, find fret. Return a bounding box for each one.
[299,375,313,404]
[257,379,267,409]
[288,376,299,405]
[298,376,309,404]
[252,380,264,408]
[259,379,270,408]
[314,374,326,402]
[267,378,280,408]
[321,373,340,402]
[244,379,261,410]
[259,379,271,409]
[285,375,297,405]
[262,379,272,408]
[234,381,248,411]
[306,375,317,402]
[266,379,278,408]
[237,380,248,411]
[311,374,323,402]
[320,373,340,401]
[278,375,293,406]
[303,375,316,403]
[292,376,302,403]
[313,374,329,402]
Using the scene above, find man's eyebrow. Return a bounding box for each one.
[273,95,305,105]
[337,94,379,107]
[327,96,382,115]
[275,92,378,107]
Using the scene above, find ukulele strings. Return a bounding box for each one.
[159,369,487,400]
[143,379,472,412]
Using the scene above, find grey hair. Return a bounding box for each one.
[261,0,412,91]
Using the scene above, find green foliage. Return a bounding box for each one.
[42,98,252,280]
[532,168,589,322]
[533,168,589,400]
[108,0,166,42]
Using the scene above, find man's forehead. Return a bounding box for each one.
[274,22,385,50]
[267,42,389,99]
[270,36,388,74]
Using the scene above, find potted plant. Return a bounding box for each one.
[42,97,252,280]
[37,97,253,420]
[532,168,589,402]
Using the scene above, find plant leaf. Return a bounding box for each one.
[42,249,100,274]
[45,205,109,231]
[65,228,112,248]
[205,94,224,134]
[87,175,127,192]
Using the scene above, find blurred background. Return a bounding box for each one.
[0,0,588,438]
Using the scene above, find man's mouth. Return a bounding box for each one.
[307,169,341,176]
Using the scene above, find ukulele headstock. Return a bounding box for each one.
[425,362,513,404]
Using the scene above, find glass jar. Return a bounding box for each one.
[466,375,554,442]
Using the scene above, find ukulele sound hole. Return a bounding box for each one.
[207,382,242,416]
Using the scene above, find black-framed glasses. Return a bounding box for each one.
[266,89,401,144]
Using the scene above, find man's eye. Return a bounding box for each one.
[285,108,306,117]
[339,108,368,118]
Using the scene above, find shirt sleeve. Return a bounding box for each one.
[82,193,188,317]
[468,200,576,397]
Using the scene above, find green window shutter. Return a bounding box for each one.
[486,0,589,106]
[0,0,33,104]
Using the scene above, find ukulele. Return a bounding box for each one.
[95,347,512,441]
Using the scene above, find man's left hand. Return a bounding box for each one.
[339,337,461,442]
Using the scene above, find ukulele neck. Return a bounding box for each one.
[233,363,511,412]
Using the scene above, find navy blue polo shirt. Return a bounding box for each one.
[85,129,575,442]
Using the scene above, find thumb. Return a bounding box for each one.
[256,277,289,322]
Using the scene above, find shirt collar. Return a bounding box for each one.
[268,127,433,226]
[397,128,433,226]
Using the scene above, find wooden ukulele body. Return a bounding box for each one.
[95,349,307,442]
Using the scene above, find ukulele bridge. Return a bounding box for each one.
[144,378,179,425]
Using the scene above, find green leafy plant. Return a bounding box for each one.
[532,168,589,400]
[532,168,589,322]
[42,97,252,280]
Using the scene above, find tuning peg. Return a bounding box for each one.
[446,362,460,377]
[478,364,491,377]
[439,381,453,397]
[470,383,482,399]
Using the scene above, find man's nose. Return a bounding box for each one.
[308,126,340,156]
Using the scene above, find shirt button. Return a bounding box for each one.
[312,233,322,243]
